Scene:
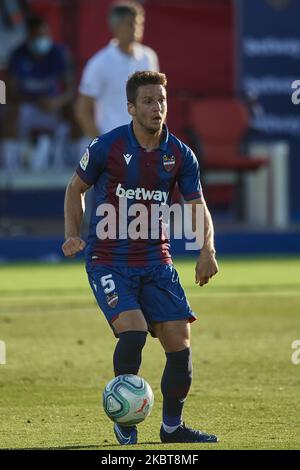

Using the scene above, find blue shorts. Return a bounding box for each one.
[86,264,197,335]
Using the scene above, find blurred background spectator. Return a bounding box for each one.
[0,0,299,256]
[0,0,28,69]
[75,0,160,232]
[76,0,159,139]
[1,13,79,173]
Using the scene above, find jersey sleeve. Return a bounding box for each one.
[177,148,203,201]
[79,56,104,99]
[76,137,106,185]
[143,46,159,72]
[149,49,160,72]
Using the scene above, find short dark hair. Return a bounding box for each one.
[26,14,47,33]
[108,1,145,28]
[126,71,167,104]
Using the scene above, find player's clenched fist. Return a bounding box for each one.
[62,237,86,257]
[195,249,219,287]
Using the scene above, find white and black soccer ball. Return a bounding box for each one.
[102,374,154,426]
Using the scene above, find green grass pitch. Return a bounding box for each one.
[0,257,300,450]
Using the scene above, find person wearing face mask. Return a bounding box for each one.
[1,14,75,172]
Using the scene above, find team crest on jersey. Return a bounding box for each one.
[163,155,175,172]
[80,149,89,171]
[106,292,118,308]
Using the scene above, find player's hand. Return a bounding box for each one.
[195,249,219,287]
[62,237,86,258]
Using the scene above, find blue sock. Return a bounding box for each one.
[161,348,192,428]
[113,330,147,376]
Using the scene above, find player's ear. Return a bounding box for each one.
[127,101,136,117]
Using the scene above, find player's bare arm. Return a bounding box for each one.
[75,94,99,138]
[188,197,218,287]
[62,173,90,257]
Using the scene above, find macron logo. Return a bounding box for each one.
[116,183,169,204]
[123,153,133,165]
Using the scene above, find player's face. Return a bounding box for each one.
[129,85,167,134]
[114,14,144,44]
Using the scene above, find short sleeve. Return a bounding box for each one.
[79,56,104,98]
[76,137,106,185]
[177,148,203,201]
[144,46,159,72]
[149,49,159,72]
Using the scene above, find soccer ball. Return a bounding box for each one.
[102,374,154,426]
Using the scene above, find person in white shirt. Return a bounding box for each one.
[75,1,159,138]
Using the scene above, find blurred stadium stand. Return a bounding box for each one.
[187,98,268,220]
[0,0,300,260]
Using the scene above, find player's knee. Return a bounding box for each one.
[113,310,148,335]
[155,320,190,352]
[170,336,190,352]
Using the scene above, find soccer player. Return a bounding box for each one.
[62,71,219,445]
[2,14,75,172]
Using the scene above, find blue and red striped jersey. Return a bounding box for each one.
[76,122,202,267]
